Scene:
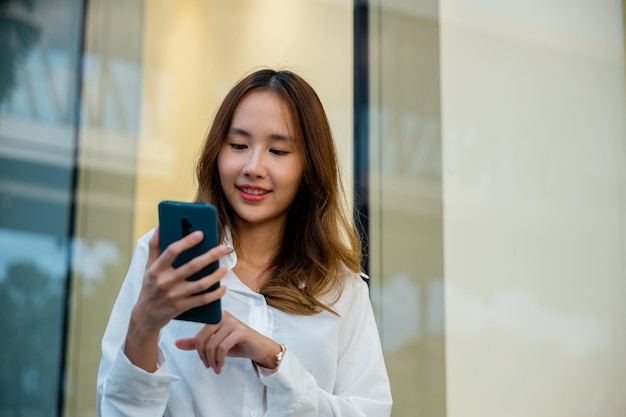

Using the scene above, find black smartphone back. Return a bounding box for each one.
[158,200,221,324]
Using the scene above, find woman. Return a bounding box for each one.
[97,69,392,416]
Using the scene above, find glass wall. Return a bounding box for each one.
[63,0,144,415]
[368,1,446,416]
[0,0,83,416]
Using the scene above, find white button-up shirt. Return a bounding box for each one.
[97,230,392,416]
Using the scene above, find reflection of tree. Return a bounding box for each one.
[0,0,41,103]
[66,258,125,415]
[0,262,63,417]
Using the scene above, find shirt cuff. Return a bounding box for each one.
[258,350,313,412]
[105,346,180,404]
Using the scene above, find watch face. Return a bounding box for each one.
[275,344,287,370]
[253,344,287,374]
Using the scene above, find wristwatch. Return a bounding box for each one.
[271,344,287,372]
[253,343,287,375]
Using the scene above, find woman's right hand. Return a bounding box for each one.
[124,227,228,372]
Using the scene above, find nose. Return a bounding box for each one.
[242,148,266,178]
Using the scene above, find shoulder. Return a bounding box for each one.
[328,268,371,316]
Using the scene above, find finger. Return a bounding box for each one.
[204,312,237,373]
[204,331,221,372]
[175,338,196,350]
[181,266,227,298]
[147,227,161,266]
[204,321,232,372]
[165,285,227,327]
[174,244,229,282]
[156,230,204,269]
[190,284,227,309]
[193,323,221,368]
[214,332,241,374]
[173,277,227,315]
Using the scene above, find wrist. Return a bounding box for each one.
[127,308,161,343]
[253,343,287,374]
[124,314,161,373]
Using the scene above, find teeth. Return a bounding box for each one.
[242,188,267,195]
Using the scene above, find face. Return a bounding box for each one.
[217,91,304,230]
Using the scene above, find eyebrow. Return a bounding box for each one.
[229,127,294,142]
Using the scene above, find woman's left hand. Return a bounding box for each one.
[175,311,282,374]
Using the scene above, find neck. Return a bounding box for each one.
[236,220,283,258]
[232,220,284,290]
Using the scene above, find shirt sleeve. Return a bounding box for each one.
[259,275,393,417]
[96,231,180,417]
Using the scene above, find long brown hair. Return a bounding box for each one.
[195,69,361,315]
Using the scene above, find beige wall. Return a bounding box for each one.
[441,1,626,416]
[134,0,354,240]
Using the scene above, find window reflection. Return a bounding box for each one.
[0,232,65,416]
[0,0,83,415]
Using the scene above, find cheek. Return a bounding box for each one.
[217,152,233,180]
[287,165,305,193]
[216,159,230,193]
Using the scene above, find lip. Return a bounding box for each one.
[237,184,271,202]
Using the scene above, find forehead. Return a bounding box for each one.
[232,91,294,133]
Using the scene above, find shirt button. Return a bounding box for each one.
[255,299,263,307]
[250,411,257,417]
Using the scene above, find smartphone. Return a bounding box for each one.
[158,200,221,324]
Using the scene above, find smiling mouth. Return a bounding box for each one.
[239,187,269,195]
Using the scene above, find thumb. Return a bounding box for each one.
[147,227,162,265]
[175,338,196,350]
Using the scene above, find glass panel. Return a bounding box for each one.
[0,0,83,416]
[368,1,446,416]
[63,1,144,416]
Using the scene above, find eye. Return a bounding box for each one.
[270,149,289,156]
[229,143,247,150]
